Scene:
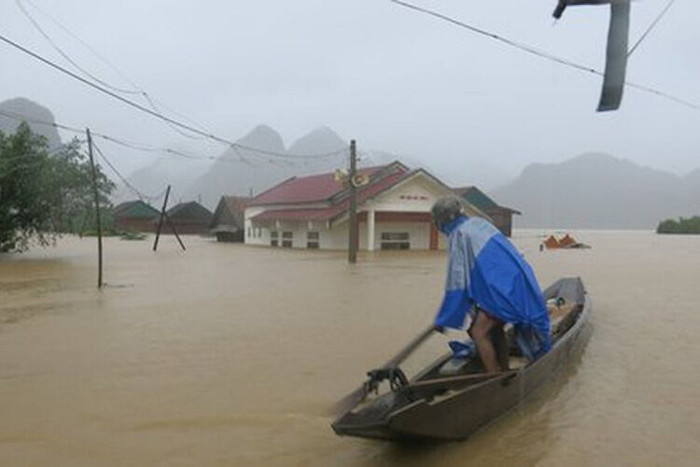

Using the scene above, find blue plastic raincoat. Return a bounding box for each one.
[435,216,551,359]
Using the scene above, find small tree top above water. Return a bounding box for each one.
[0,123,114,252]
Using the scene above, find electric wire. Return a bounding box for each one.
[16,0,221,141]
[15,0,141,95]
[21,0,139,89]
[20,0,211,136]
[389,0,700,112]
[0,108,343,169]
[92,141,162,203]
[628,0,676,58]
[0,33,348,159]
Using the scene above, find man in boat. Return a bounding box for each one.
[431,196,551,373]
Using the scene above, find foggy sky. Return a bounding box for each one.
[1,0,698,187]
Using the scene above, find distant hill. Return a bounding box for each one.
[0,97,62,148]
[115,123,455,210]
[148,125,413,209]
[184,125,312,208]
[111,154,211,206]
[490,153,700,229]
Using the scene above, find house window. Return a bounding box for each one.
[307,231,320,249]
[381,232,410,250]
[282,231,293,248]
[271,230,279,247]
[247,227,252,238]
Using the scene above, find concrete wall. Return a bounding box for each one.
[243,174,454,250]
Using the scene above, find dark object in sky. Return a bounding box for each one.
[332,277,591,440]
[553,0,631,112]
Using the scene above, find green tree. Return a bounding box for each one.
[0,123,115,252]
[656,216,700,234]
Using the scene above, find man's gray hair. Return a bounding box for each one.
[431,196,463,227]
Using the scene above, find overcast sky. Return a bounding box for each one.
[1,0,698,187]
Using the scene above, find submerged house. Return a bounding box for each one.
[453,186,520,237]
[113,200,159,232]
[244,161,485,251]
[209,196,250,242]
[160,201,213,235]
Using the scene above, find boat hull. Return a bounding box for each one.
[333,278,592,441]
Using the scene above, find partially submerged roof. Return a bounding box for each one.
[248,162,408,207]
[166,201,213,222]
[453,186,521,215]
[209,195,250,230]
[113,200,159,219]
[250,163,487,224]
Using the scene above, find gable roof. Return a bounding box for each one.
[113,200,159,219]
[209,195,250,229]
[166,201,213,222]
[248,161,409,207]
[453,186,521,215]
[250,166,488,224]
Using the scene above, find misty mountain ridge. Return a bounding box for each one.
[491,152,700,229]
[2,98,695,230]
[128,124,441,209]
[0,97,62,149]
[181,125,349,208]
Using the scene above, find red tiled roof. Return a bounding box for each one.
[252,207,343,221]
[248,164,395,206]
[250,169,413,223]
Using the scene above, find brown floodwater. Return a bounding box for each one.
[1,231,699,466]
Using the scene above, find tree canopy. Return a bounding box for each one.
[656,216,700,235]
[0,123,114,252]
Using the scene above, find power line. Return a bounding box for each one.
[0,108,223,164]
[628,0,676,58]
[92,141,163,203]
[16,0,213,141]
[389,0,700,112]
[0,32,349,159]
[15,0,140,95]
[0,108,342,171]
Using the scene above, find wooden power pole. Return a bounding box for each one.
[348,140,358,264]
[153,185,171,252]
[86,128,103,288]
[153,185,186,252]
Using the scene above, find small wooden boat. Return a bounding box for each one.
[332,277,591,441]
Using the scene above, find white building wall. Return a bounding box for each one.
[245,174,453,250]
[244,207,268,246]
[369,179,437,213]
[358,220,431,250]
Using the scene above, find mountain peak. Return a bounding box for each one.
[288,126,346,156]
[0,97,62,148]
[492,153,695,229]
[236,124,286,154]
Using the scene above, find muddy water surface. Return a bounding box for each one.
[1,232,699,466]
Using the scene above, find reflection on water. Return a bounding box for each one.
[1,232,699,465]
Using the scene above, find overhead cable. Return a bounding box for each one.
[0,32,348,159]
[0,108,330,168]
[92,141,162,203]
[628,0,676,58]
[16,0,211,140]
[15,0,140,95]
[389,0,700,112]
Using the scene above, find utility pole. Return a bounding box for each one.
[153,185,186,252]
[348,140,358,264]
[86,128,103,288]
[153,185,171,252]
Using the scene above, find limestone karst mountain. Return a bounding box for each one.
[0,97,62,149]
[175,125,351,208]
[490,153,700,229]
